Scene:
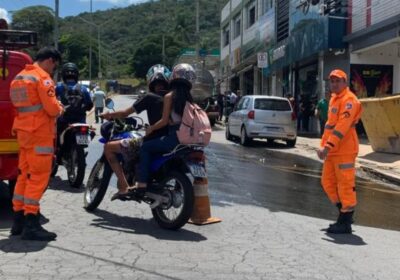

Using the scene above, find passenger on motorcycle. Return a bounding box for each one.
[100,64,171,200]
[131,63,197,195]
[56,63,93,139]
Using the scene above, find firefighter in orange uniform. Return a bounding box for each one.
[9,47,63,241]
[317,69,362,234]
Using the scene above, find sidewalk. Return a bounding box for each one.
[287,135,400,185]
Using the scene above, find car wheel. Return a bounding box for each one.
[225,125,233,141]
[286,138,296,147]
[240,127,251,146]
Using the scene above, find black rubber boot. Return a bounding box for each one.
[327,211,353,234]
[10,210,25,236]
[21,214,57,241]
[329,203,343,226]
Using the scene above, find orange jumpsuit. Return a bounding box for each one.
[10,64,63,215]
[320,87,362,212]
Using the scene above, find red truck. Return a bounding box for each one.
[0,23,37,199]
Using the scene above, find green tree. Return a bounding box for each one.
[11,6,55,50]
[58,33,92,78]
[129,35,184,78]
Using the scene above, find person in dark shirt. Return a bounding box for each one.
[100,64,171,200]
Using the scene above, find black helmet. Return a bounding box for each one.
[61,62,79,83]
[146,64,171,92]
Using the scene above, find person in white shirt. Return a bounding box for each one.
[92,86,106,123]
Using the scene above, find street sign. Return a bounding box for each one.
[257,52,268,68]
[199,49,207,58]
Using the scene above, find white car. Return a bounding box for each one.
[225,95,297,147]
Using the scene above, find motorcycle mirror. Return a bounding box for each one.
[105,98,114,110]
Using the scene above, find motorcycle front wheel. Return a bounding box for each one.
[84,157,113,211]
[151,171,194,230]
[67,146,86,188]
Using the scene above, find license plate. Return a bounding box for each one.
[264,126,282,132]
[76,134,89,145]
[188,163,207,178]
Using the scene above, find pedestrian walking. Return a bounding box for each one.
[315,90,331,136]
[93,86,106,123]
[9,47,64,241]
[217,91,224,121]
[317,69,363,234]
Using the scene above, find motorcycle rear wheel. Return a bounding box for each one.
[68,146,86,188]
[84,157,112,211]
[151,171,194,230]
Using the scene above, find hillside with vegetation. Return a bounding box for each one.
[10,0,228,80]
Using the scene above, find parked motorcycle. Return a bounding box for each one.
[83,99,207,230]
[52,120,95,188]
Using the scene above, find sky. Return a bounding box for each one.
[0,0,150,22]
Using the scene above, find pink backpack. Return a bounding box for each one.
[176,102,212,146]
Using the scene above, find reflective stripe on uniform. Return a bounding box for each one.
[325,124,335,129]
[17,104,43,113]
[14,75,38,82]
[339,163,355,169]
[13,193,24,202]
[10,87,28,102]
[24,197,40,206]
[34,146,54,154]
[332,130,344,139]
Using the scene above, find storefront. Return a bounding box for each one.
[265,3,347,134]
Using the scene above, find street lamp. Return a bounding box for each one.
[77,16,112,79]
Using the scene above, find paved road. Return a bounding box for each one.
[1,94,399,280]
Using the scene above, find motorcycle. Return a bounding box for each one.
[52,116,95,188]
[83,99,207,230]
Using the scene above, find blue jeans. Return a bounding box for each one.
[137,126,179,183]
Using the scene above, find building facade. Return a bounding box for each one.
[220,0,348,133]
[345,0,400,98]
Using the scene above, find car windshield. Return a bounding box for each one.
[254,99,291,111]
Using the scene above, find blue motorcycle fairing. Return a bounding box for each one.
[150,154,174,173]
[98,131,135,144]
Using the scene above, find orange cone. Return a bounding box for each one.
[188,177,222,225]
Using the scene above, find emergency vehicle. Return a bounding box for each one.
[0,21,37,199]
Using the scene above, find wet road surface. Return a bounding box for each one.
[209,125,400,232]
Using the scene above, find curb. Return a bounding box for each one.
[359,165,400,185]
[216,124,400,186]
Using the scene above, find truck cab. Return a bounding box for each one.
[0,23,37,199]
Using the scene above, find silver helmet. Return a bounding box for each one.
[170,63,197,89]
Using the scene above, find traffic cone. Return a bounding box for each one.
[188,177,221,225]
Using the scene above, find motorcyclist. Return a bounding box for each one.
[100,64,171,201]
[55,63,93,147]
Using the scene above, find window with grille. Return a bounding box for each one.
[276,0,289,42]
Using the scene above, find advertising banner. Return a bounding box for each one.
[350,64,393,98]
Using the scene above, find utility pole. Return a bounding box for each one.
[162,0,166,64]
[54,0,59,50]
[53,0,59,81]
[98,28,101,78]
[195,0,200,65]
[89,0,93,81]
